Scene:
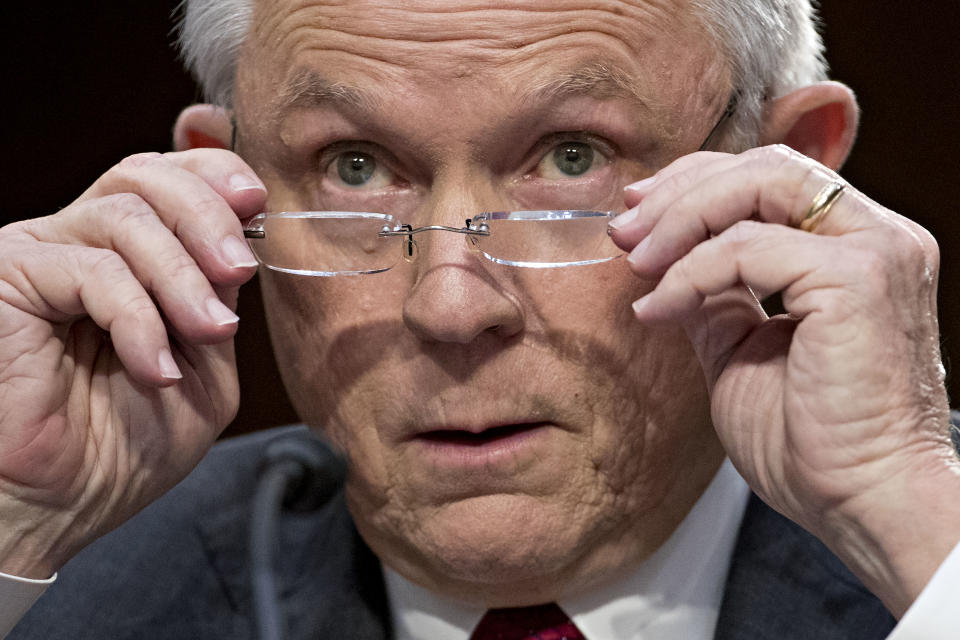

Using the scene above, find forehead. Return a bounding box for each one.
[238,0,724,117]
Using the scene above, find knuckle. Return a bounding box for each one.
[660,167,700,195]
[751,144,796,167]
[670,257,696,286]
[117,152,164,171]
[101,192,155,223]
[104,153,168,191]
[748,146,824,220]
[86,248,130,278]
[157,250,203,286]
[168,146,235,164]
[910,224,940,273]
[186,193,230,218]
[787,163,825,218]
[880,217,940,276]
[96,194,163,249]
[165,147,251,184]
[723,219,763,246]
[121,294,160,324]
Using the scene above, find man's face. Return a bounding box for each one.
[237,0,728,605]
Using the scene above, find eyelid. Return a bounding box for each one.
[528,131,616,179]
[536,132,617,160]
[319,140,398,171]
[528,132,617,174]
[318,140,405,188]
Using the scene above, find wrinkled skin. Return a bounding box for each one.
[236,0,725,605]
[0,0,955,621]
[612,145,954,615]
[0,149,265,577]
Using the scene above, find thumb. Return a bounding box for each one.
[680,286,766,392]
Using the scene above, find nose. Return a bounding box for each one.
[402,198,524,344]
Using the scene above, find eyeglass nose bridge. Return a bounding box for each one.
[379,220,491,263]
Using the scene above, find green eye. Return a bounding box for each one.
[552,142,595,176]
[337,152,376,186]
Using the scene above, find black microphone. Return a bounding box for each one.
[249,431,348,640]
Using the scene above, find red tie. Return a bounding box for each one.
[469,603,586,640]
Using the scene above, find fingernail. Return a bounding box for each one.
[627,235,651,266]
[632,295,651,315]
[229,173,266,193]
[206,297,240,326]
[608,206,639,231]
[624,176,657,193]
[221,235,259,268]
[158,348,183,380]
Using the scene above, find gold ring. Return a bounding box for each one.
[799,180,846,233]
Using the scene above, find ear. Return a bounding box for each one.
[760,81,859,170]
[173,104,233,151]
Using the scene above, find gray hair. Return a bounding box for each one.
[690,0,828,150]
[175,0,253,109]
[175,0,828,148]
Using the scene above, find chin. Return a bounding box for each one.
[361,492,600,601]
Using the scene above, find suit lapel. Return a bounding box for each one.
[715,494,896,640]
[194,444,897,640]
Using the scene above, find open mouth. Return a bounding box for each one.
[416,422,549,447]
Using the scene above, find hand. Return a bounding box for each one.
[609,144,959,616]
[0,149,266,578]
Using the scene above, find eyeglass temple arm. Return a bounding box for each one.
[698,91,740,152]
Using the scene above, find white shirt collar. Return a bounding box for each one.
[385,458,750,640]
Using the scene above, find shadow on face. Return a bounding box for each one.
[238,0,727,605]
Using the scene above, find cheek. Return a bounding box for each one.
[261,261,713,551]
[260,271,404,430]
[262,272,415,505]
[526,264,712,490]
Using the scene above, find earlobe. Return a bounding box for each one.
[173,104,234,152]
[760,81,860,170]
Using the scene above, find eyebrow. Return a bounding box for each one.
[273,69,381,116]
[273,60,651,120]
[518,61,653,111]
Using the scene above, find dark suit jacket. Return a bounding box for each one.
[8,426,896,639]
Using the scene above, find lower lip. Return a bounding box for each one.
[411,423,551,470]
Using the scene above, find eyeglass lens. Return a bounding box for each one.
[245,211,622,276]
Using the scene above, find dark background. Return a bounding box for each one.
[5,3,959,435]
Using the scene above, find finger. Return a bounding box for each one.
[611,150,750,248]
[679,286,767,391]
[74,151,264,285]
[623,146,880,278]
[622,151,732,207]
[80,148,267,218]
[163,147,267,219]
[19,194,241,345]
[4,242,182,386]
[631,220,853,324]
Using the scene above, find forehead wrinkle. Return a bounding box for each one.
[273,68,381,118]
[517,61,655,114]
[250,0,693,69]
[242,0,727,147]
